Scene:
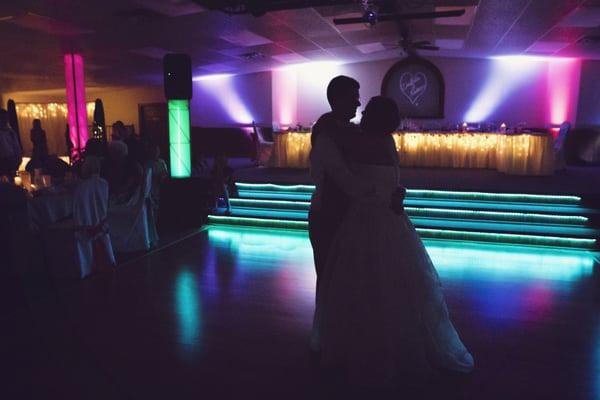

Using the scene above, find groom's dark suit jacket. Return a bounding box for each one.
[312,113,399,227]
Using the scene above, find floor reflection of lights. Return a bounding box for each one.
[207,226,597,283]
[203,226,600,396]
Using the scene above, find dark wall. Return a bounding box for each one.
[191,127,254,158]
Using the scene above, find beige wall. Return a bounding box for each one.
[95,86,164,129]
[3,85,164,130]
[3,85,164,155]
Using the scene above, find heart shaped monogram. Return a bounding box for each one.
[399,72,428,106]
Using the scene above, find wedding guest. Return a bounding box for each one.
[211,154,233,214]
[30,119,48,159]
[144,141,168,219]
[25,133,70,180]
[0,108,22,180]
[104,140,143,205]
[191,153,210,177]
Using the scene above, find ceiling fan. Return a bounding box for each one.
[333,6,465,26]
[376,24,439,55]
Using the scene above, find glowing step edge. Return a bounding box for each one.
[207,216,597,249]
[235,183,581,204]
[229,199,589,225]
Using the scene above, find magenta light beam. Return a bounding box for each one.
[64,53,89,160]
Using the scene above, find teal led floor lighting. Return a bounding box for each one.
[407,190,581,204]
[235,183,315,192]
[405,207,588,225]
[234,183,582,204]
[208,215,308,230]
[416,228,596,249]
[207,215,597,249]
[229,199,588,225]
[168,99,191,178]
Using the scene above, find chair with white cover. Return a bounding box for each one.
[73,175,116,278]
[252,121,273,166]
[108,168,156,253]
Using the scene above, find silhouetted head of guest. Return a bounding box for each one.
[0,108,8,128]
[360,96,400,136]
[143,140,160,162]
[327,75,361,122]
[112,120,126,140]
[32,119,42,130]
[85,138,106,158]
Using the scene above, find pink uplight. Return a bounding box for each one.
[272,68,298,126]
[64,53,89,160]
[548,58,581,136]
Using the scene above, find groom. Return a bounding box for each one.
[309,76,406,305]
[309,75,366,298]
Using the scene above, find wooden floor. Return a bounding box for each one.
[3,226,600,399]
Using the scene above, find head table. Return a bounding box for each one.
[271,130,555,176]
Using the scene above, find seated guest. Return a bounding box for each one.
[0,108,22,181]
[112,120,142,164]
[103,140,143,205]
[143,141,168,219]
[72,138,106,179]
[25,139,70,180]
[111,121,125,141]
[191,153,210,177]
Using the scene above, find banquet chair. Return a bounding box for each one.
[73,175,116,278]
[107,168,157,253]
[42,176,116,279]
[553,121,571,171]
[252,121,273,166]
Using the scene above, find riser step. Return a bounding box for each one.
[229,200,590,226]
[235,191,594,215]
[235,184,583,205]
[227,208,598,237]
[207,215,597,250]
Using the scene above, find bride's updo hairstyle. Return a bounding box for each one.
[360,96,400,135]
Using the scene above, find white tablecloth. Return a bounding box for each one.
[271,131,555,176]
[28,189,73,228]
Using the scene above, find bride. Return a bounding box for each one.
[313,96,474,382]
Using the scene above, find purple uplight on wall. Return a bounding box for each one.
[64,53,89,160]
[193,74,254,124]
[464,56,546,123]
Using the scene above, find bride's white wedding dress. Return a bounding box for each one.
[314,162,474,379]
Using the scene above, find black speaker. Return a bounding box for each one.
[163,54,192,100]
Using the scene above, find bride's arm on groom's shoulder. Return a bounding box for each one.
[311,134,374,197]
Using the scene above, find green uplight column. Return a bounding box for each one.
[168,99,191,178]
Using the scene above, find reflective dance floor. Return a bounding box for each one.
[4,227,600,399]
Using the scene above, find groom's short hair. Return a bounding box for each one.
[327,76,359,106]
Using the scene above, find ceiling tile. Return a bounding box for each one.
[220,29,273,47]
[356,42,387,54]
[129,47,173,59]
[310,34,349,49]
[435,38,465,49]
[277,38,320,53]
[434,6,478,26]
[271,52,309,63]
